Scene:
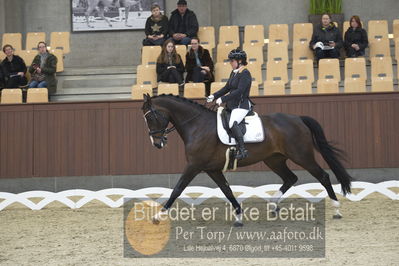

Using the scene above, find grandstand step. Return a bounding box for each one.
[59,66,137,76]
[55,86,132,96]
[60,74,135,88]
[51,93,132,102]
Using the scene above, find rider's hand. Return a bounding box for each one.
[206,95,214,103]
[216,98,223,105]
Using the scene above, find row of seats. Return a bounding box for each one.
[198,20,399,49]
[136,56,397,86]
[132,56,396,99]
[0,88,48,104]
[131,76,393,100]
[141,35,397,68]
[1,32,70,54]
[1,32,69,72]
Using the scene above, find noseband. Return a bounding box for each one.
[143,107,176,141]
[143,106,203,141]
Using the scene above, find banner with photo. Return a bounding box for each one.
[71,0,166,32]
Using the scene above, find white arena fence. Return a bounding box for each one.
[0,181,397,211]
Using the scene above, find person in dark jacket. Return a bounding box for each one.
[1,44,28,88]
[28,42,58,94]
[156,39,185,88]
[185,37,214,95]
[168,0,199,45]
[344,15,368,57]
[207,49,252,160]
[309,13,343,61]
[143,4,169,46]
[0,64,5,89]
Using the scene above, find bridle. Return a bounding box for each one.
[143,102,211,146]
[143,107,176,143]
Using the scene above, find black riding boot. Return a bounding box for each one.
[231,122,248,160]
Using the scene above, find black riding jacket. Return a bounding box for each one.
[213,67,252,110]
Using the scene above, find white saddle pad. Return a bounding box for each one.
[217,107,265,145]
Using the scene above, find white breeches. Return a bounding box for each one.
[229,108,249,128]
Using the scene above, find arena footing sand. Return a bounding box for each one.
[0,193,398,266]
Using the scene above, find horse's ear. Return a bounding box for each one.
[143,93,151,105]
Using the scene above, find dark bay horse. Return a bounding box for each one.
[142,94,352,226]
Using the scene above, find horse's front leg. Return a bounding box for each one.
[124,6,132,27]
[152,165,200,224]
[99,8,113,27]
[206,170,243,227]
[85,8,95,28]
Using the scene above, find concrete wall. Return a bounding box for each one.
[2,0,398,67]
[0,1,5,36]
[13,0,213,67]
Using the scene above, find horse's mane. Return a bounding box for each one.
[152,94,216,113]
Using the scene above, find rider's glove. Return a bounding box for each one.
[206,95,215,103]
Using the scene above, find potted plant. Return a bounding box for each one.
[309,0,344,31]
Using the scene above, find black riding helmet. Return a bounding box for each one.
[228,49,248,66]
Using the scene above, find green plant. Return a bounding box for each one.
[310,0,342,14]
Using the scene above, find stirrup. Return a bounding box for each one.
[235,148,248,160]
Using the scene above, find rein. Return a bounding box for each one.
[144,107,202,139]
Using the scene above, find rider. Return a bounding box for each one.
[207,49,252,160]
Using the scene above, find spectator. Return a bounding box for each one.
[143,3,168,46]
[156,39,185,88]
[28,42,58,94]
[169,0,199,45]
[309,13,343,61]
[0,64,5,90]
[185,37,214,96]
[1,44,28,88]
[344,15,368,58]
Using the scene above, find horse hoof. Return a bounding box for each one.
[333,214,342,219]
[152,217,160,225]
[233,221,243,227]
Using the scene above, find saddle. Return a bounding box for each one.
[216,107,265,146]
[221,108,254,143]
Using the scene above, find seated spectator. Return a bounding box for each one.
[344,15,368,58]
[156,39,185,88]
[185,37,214,96]
[28,42,58,94]
[0,64,5,90]
[169,0,199,45]
[143,4,168,46]
[309,13,343,61]
[1,44,28,88]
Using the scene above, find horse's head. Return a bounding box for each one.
[142,94,171,149]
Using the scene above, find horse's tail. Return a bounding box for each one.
[300,116,352,195]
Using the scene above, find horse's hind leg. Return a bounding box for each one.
[99,8,113,27]
[124,5,132,26]
[206,170,243,227]
[85,7,95,28]
[291,155,342,219]
[263,154,298,211]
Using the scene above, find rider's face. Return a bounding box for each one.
[230,59,239,69]
[151,7,160,17]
